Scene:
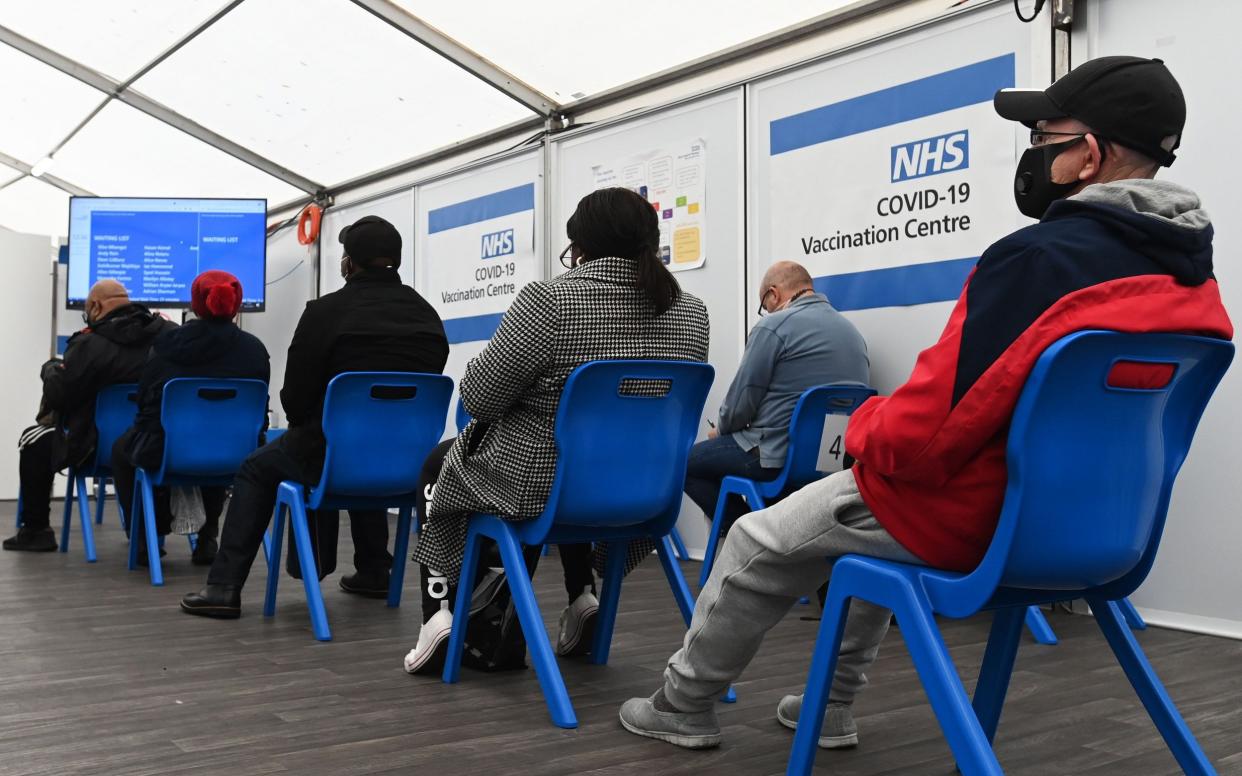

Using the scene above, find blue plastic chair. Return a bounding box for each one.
[1023,597,1147,646]
[788,331,1232,776]
[57,384,138,562]
[442,360,714,728]
[128,378,268,585]
[263,372,452,641]
[700,384,875,586]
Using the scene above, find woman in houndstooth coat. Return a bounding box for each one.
[405,187,709,674]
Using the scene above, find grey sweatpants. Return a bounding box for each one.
[664,468,921,711]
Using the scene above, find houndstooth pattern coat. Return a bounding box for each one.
[413,257,710,578]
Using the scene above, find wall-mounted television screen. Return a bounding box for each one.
[67,197,267,310]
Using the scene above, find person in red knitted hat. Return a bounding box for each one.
[191,269,244,320]
[111,270,270,566]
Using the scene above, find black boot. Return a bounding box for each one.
[2,527,56,552]
[340,569,390,598]
[180,584,242,619]
[191,535,218,566]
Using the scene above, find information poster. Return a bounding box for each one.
[766,54,1017,310]
[423,182,538,343]
[591,139,707,271]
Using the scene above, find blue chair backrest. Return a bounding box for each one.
[778,384,876,490]
[535,360,714,535]
[946,331,1232,606]
[455,396,471,434]
[312,372,453,501]
[156,378,268,479]
[90,383,139,472]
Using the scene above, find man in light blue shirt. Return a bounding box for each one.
[685,261,869,531]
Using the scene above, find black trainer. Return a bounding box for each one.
[339,570,390,598]
[2,527,57,552]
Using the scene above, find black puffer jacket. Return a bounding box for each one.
[126,318,270,469]
[42,304,175,467]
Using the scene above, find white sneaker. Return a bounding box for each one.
[403,606,454,675]
[555,588,600,657]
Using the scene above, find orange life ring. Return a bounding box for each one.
[296,204,322,245]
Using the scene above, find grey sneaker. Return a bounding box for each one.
[776,694,859,749]
[619,691,722,749]
[556,588,600,657]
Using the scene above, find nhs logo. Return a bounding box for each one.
[480,228,514,259]
[890,130,969,182]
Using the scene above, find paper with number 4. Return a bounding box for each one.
[815,414,851,474]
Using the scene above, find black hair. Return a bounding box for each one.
[566,187,681,315]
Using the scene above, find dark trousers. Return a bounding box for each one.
[16,427,63,531]
[415,438,589,623]
[207,432,391,589]
[110,429,224,541]
[683,436,781,533]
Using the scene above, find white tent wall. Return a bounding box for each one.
[241,224,318,429]
[1074,0,1242,639]
[0,227,54,499]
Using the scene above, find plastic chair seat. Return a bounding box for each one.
[787,332,1233,776]
[261,372,452,642]
[441,360,715,729]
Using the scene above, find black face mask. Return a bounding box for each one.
[1013,137,1087,219]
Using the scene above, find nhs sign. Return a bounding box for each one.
[890,130,969,182]
[480,228,515,259]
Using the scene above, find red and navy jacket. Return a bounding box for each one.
[847,193,1234,572]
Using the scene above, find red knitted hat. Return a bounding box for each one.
[190,270,243,319]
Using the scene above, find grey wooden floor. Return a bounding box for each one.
[1,500,1239,776]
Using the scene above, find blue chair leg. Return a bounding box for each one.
[139,474,163,586]
[1118,597,1148,630]
[541,544,550,556]
[263,502,288,618]
[388,506,412,608]
[75,475,97,563]
[669,525,690,561]
[59,473,75,553]
[1087,596,1215,775]
[1025,605,1058,645]
[443,527,485,686]
[894,591,1002,776]
[700,486,731,587]
[590,540,628,665]
[15,487,23,529]
[496,526,577,729]
[972,607,1026,743]
[788,588,855,776]
[286,489,330,641]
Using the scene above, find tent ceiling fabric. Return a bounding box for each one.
[50,100,306,204]
[398,0,858,100]
[132,0,537,185]
[1,0,857,238]
[0,0,228,82]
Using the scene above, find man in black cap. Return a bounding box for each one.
[618,56,1232,752]
[182,215,449,618]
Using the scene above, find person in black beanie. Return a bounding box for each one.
[181,215,448,619]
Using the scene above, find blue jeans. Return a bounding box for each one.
[683,436,781,530]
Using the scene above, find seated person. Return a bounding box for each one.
[5,280,174,552]
[687,260,868,536]
[619,57,1233,749]
[403,187,711,675]
[180,215,448,618]
[111,270,270,565]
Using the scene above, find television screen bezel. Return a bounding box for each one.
[66,196,268,312]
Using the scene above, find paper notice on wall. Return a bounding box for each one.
[591,139,706,272]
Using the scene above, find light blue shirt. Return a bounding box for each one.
[718,292,869,468]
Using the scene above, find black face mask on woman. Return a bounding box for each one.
[1013,137,1096,220]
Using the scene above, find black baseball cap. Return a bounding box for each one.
[339,215,402,268]
[994,56,1185,166]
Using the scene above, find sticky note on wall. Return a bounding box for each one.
[673,226,701,264]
